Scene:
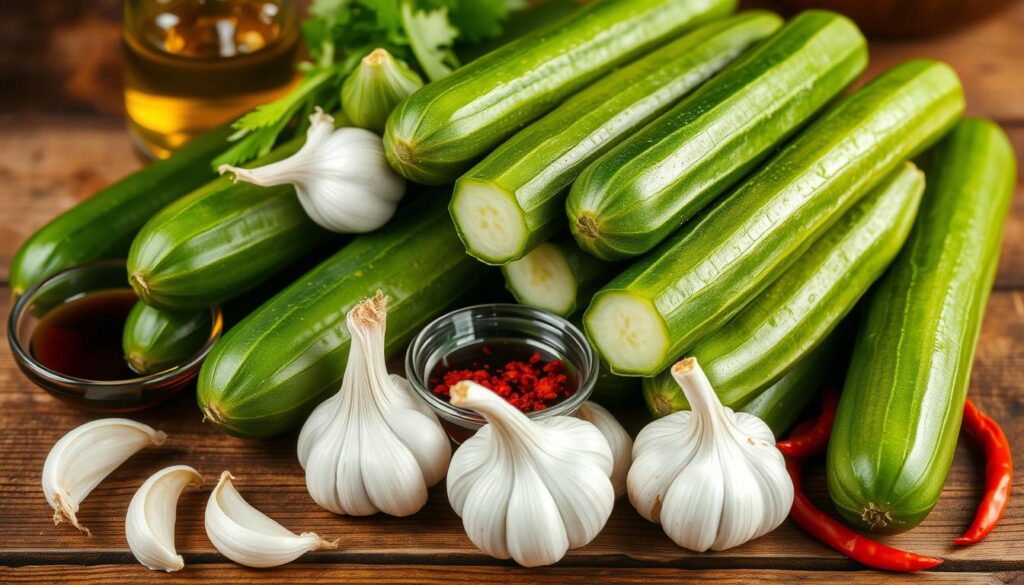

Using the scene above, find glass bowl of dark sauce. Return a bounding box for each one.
[8,260,222,411]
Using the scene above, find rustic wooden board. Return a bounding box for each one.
[2,0,1023,582]
[0,565,1019,585]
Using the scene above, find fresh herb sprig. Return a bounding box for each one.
[213,0,510,168]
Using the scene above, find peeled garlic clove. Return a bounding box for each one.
[205,471,335,568]
[126,465,203,572]
[42,418,166,534]
[575,401,632,499]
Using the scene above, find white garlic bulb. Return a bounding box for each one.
[628,358,793,552]
[126,465,203,572]
[575,401,632,499]
[205,471,335,568]
[297,291,451,516]
[447,381,615,567]
[42,418,166,534]
[219,107,405,233]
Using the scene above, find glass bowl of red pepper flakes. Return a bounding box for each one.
[405,304,599,444]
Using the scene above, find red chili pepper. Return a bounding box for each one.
[953,399,1013,545]
[777,387,839,457]
[785,456,943,572]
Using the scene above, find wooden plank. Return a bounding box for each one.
[0,565,1017,585]
[2,116,1022,288]
[1,288,1021,570]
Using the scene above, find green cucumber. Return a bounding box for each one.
[127,138,335,311]
[451,12,781,263]
[568,10,868,261]
[197,197,485,438]
[9,124,233,298]
[687,162,924,406]
[827,118,1016,534]
[585,59,964,376]
[384,0,736,185]
[122,302,214,374]
[502,234,620,318]
[643,334,836,438]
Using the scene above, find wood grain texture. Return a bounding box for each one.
[1,0,1023,581]
[0,565,1021,585]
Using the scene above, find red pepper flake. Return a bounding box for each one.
[432,348,572,412]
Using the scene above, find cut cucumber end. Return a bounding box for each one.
[502,243,577,316]
[451,180,528,265]
[585,291,670,376]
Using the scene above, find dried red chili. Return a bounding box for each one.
[777,387,839,457]
[953,399,1013,545]
[784,455,943,572]
[431,348,572,412]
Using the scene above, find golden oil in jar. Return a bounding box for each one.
[122,0,300,159]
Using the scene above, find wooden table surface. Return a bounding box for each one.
[1,1,1023,583]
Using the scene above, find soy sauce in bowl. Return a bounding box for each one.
[30,289,139,381]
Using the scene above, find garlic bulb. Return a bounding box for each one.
[447,381,615,567]
[42,418,166,534]
[297,291,450,516]
[627,358,793,552]
[205,471,335,568]
[343,48,424,132]
[219,108,405,233]
[575,401,632,499]
[126,465,203,572]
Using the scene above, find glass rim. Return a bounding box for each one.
[405,303,599,428]
[7,259,223,388]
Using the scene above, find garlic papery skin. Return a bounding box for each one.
[575,401,632,499]
[205,471,336,568]
[447,381,615,567]
[126,465,203,572]
[627,358,793,552]
[297,291,451,517]
[219,108,405,234]
[42,418,167,534]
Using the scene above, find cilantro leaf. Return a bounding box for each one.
[401,2,460,81]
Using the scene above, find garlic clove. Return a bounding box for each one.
[219,108,405,234]
[125,465,203,572]
[42,418,167,534]
[205,471,336,568]
[575,401,632,498]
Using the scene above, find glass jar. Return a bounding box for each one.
[405,304,599,444]
[122,0,300,158]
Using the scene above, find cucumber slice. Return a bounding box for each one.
[503,243,576,316]
[502,234,619,317]
[450,180,529,265]
[585,292,670,375]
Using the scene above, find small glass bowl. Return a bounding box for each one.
[8,259,223,412]
[406,304,598,443]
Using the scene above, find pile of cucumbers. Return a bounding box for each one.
[11,0,1015,537]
